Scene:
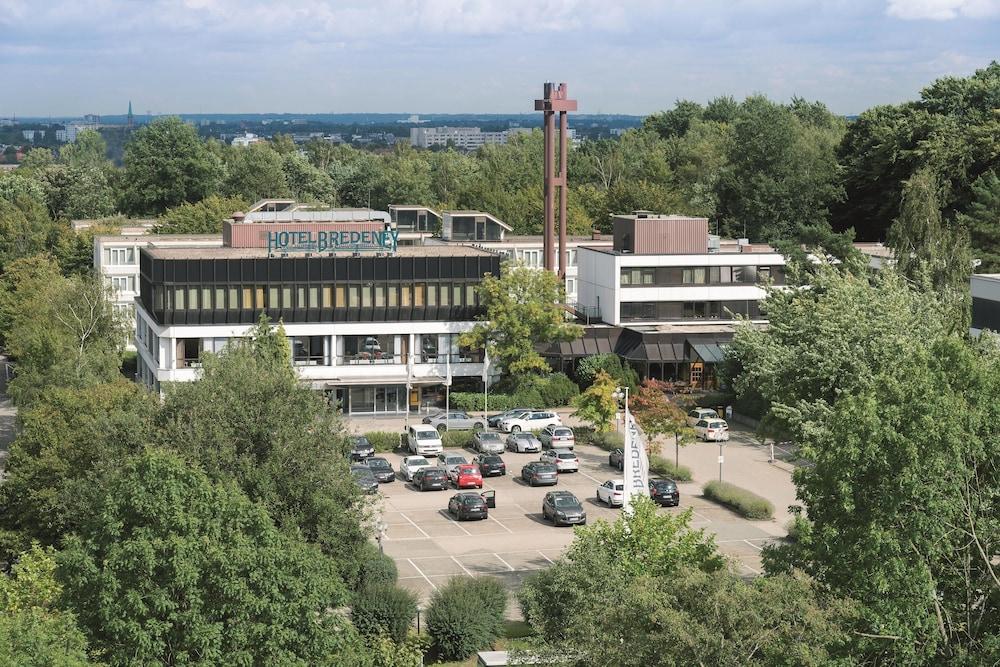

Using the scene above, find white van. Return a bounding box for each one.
[407,424,443,455]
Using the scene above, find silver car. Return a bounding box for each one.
[472,431,505,455]
[506,432,542,453]
[436,452,469,475]
[423,411,486,433]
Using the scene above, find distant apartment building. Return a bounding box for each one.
[21,130,44,141]
[231,132,263,147]
[56,123,98,143]
[409,126,548,150]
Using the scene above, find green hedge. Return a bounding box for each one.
[427,577,507,662]
[442,431,474,449]
[351,584,418,642]
[363,431,403,453]
[449,372,579,412]
[649,455,693,482]
[703,480,773,519]
[355,549,398,592]
[589,431,624,451]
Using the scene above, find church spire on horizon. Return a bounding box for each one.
[127,100,134,129]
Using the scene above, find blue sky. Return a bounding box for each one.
[1,0,997,116]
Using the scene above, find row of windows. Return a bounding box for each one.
[495,248,579,268]
[619,265,783,287]
[104,247,137,266]
[620,300,763,321]
[109,275,137,292]
[151,281,481,312]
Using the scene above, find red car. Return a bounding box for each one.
[450,463,484,489]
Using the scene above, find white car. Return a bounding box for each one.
[436,453,468,476]
[399,456,434,482]
[686,408,719,427]
[499,410,562,433]
[539,425,575,450]
[540,449,580,473]
[407,425,443,455]
[694,418,730,442]
[596,479,625,507]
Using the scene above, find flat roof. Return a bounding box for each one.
[143,244,496,260]
[96,234,222,243]
[972,274,1000,281]
[582,245,780,256]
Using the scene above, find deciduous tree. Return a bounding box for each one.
[570,370,619,433]
[153,194,246,234]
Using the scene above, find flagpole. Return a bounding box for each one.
[482,347,490,419]
[445,354,452,431]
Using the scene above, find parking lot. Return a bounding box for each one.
[366,434,785,612]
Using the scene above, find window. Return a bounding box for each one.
[322,286,333,308]
[187,288,198,310]
[420,334,438,362]
[292,336,326,366]
[466,284,475,306]
[682,268,706,284]
[426,283,437,307]
[335,285,346,308]
[348,285,360,308]
[439,283,450,306]
[154,286,164,310]
[361,284,372,308]
[414,284,425,307]
[758,266,771,282]
[174,287,185,310]
[110,276,136,292]
[105,247,136,265]
[269,287,279,307]
[566,278,576,295]
[568,249,577,266]
[214,288,224,309]
[374,284,385,308]
[297,286,306,308]
[255,287,265,309]
[452,285,462,306]
[401,285,411,307]
[387,285,398,307]
[201,288,211,310]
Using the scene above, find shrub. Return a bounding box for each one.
[703,480,774,520]
[364,431,403,453]
[427,577,507,661]
[589,431,624,451]
[649,455,693,482]
[533,372,580,407]
[351,584,418,642]
[355,547,398,591]
[575,353,639,389]
[442,431,474,449]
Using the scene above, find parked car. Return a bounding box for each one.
[596,479,625,506]
[472,455,506,477]
[400,455,433,482]
[506,432,542,453]
[521,461,559,487]
[364,457,396,483]
[472,431,505,455]
[686,407,719,427]
[539,425,575,450]
[540,449,580,473]
[649,478,680,507]
[448,492,489,521]
[349,435,375,461]
[541,490,587,526]
[351,465,379,494]
[694,418,730,442]
[450,463,484,489]
[436,453,469,475]
[500,410,562,433]
[412,467,449,491]
[423,411,486,433]
[608,448,625,470]
[407,425,443,455]
[487,408,532,429]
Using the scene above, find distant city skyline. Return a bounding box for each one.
[1,0,997,117]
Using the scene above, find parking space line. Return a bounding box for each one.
[494,553,516,572]
[451,556,473,577]
[449,517,472,536]
[488,516,514,534]
[399,513,431,539]
[743,539,764,551]
[513,503,533,515]
[407,558,438,590]
[692,511,712,524]
[538,550,554,564]
[741,563,761,575]
[576,470,602,484]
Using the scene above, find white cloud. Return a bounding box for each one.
[886,0,1000,20]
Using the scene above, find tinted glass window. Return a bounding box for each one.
[536,464,557,473]
[554,496,580,508]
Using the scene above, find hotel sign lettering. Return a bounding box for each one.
[266,229,399,253]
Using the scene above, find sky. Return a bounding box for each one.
[0,0,998,117]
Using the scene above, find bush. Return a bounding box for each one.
[703,480,774,519]
[427,577,507,661]
[364,431,403,452]
[355,547,398,591]
[442,430,474,449]
[449,390,544,412]
[589,431,624,451]
[533,372,579,407]
[575,353,639,390]
[649,455,693,482]
[351,584,418,642]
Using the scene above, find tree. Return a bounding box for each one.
[57,448,356,666]
[0,381,157,560]
[0,544,94,667]
[961,169,1000,272]
[426,577,507,661]
[460,262,582,377]
[729,262,1000,663]
[157,315,371,583]
[121,116,222,214]
[642,99,704,139]
[571,370,619,433]
[153,194,247,234]
[631,379,693,463]
[221,142,290,202]
[54,217,124,277]
[5,266,128,406]
[18,147,55,172]
[518,497,723,637]
[575,352,638,389]
[887,168,972,327]
[59,130,108,169]
[0,196,63,273]
[283,152,337,204]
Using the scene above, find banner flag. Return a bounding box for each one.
[623,413,650,512]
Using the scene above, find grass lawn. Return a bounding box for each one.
[428,620,534,666]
